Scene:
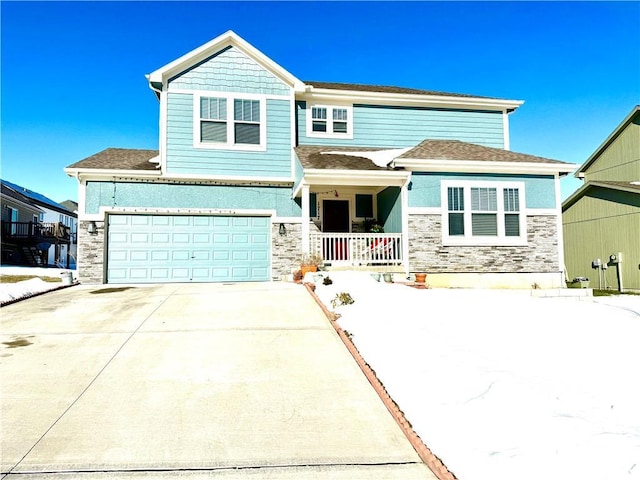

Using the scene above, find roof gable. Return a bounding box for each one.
[147,30,304,92]
[577,105,640,177]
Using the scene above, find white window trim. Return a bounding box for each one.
[193,91,267,152]
[441,180,527,246]
[306,103,353,139]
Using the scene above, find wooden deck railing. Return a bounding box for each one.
[1,221,71,244]
[310,233,403,265]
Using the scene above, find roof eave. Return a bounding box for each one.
[147,30,304,91]
[302,169,410,187]
[0,192,45,213]
[300,87,524,112]
[64,168,162,179]
[394,158,577,175]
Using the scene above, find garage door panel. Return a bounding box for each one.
[130,251,149,261]
[108,214,270,284]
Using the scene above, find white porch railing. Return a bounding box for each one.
[309,233,403,266]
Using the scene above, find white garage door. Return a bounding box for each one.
[107,214,270,283]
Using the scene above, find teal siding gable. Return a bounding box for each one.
[86,182,301,217]
[408,173,557,209]
[168,46,290,96]
[166,93,292,178]
[297,101,504,148]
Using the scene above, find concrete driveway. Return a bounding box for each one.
[1,282,435,479]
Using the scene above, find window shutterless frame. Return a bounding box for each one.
[193,92,267,151]
[441,180,526,246]
[306,104,353,139]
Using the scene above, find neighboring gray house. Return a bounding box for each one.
[66,30,574,287]
[1,179,76,267]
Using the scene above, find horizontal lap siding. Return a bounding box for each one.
[408,173,556,209]
[85,182,302,217]
[297,101,504,148]
[166,94,291,177]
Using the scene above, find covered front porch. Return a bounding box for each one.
[296,170,411,270]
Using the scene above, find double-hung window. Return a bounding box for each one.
[443,181,525,245]
[307,104,353,138]
[195,93,265,150]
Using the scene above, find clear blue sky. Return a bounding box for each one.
[2,1,639,203]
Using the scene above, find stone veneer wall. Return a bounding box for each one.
[408,215,559,273]
[271,222,302,280]
[77,220,105,284]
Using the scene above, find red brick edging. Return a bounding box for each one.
[304,282,457,480]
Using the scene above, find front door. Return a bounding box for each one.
[322,200,350,261]
[322,200,350,232]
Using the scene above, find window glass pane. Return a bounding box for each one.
[449,213,464,235]
[471,188,497,211]
[447,187,464,211]
[333,122,347,133]
[312,121,327,132]
[201,121,226,142]
[355,194,373,217]
[235,123,260,144]
[201,97,225,120]
[234,99,259,122]
[505,214,520,236]
[312,107,327,120]
[472,213,497,235]
[504,188,520,212]
[333,108,347,121]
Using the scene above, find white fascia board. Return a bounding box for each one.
[64,169,162,180]
[300,87,524,112]
[303,169,410,187]
[69,170,294,187]
[394,158,577,175]
[147,30,304,91]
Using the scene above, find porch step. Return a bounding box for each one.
[21,246,44,266]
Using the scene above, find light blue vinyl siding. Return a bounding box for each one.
[377,187,402,233]
[168,46,290,96]
[297,101,504,148]
[86,182,301,217]
[166,93,292,177]
[293,154,304,193]
[408,173,557,209]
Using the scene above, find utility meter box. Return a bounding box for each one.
[609,252,623,264]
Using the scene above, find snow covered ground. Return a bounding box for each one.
[0,266,77,305]
[313,271,640,480]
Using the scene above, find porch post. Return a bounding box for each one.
[301,184,310,253]
[401,180,410,277]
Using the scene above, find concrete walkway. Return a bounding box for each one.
[1,282,435,479]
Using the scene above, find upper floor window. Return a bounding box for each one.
[442,181,526,246]
[307,104,353,139]
[194,93,266,151]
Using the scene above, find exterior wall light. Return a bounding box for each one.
[87,221,98,235]
[279,223,286,236]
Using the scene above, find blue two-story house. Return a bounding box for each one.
[66,30,575,287]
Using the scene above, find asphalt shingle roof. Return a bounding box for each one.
[304,81,498,100]
[67,148,160,171]
[398,139,568,165]
[294,145,396,170]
